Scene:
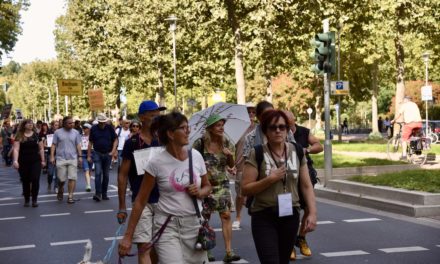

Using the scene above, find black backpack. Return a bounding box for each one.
[245,142,307,214]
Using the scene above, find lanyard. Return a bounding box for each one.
[268,144,288,192]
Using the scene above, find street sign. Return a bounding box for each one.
[331,81,349,95]
[88,89,105,111]
[57,79,83,96]
[421,85,432,101]
[0,104,13,120]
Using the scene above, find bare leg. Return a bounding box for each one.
[235,195,245,223]
[67,179,76,198]
[137,243,151,264]
[220,210,233,252]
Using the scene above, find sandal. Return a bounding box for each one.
[67,197,75,204]
[57,187,63,201]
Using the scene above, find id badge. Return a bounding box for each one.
[278,193,293,217]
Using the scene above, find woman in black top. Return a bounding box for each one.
[12,119,45,207]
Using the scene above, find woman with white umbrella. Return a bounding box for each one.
[192,114,241,263]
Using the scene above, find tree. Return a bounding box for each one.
[0,0,29,62]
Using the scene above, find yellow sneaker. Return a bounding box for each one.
[290,248,296,260]
[297,236,312,256]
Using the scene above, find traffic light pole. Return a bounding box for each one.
[323,19,332,187]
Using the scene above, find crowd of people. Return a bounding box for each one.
[1,99,321,264]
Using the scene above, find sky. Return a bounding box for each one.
[3,0,66,64]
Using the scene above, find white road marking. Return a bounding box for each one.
[379,246,429,253]
[41,213,71,217]
[107,194,118,198]
[211,260,249,264]
[343,218,381,223]
[213,227,241,232]
[38,200,58,203]
[321,250,369,257]
[109,184,118,190]
[104,236,123,241]
[0,202,19,206]
[85,209,114,214]
[318,221,335,225]
[0,244,36,251]
[0,216,25,221]
[0,197,15,201]
[50,239,90,246]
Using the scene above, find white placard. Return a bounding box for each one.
[46,134,54,147]
[133,147,164,176]
[81,136,89,150]
[421,86,432,101]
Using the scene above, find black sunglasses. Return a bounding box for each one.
[268,124,288,132]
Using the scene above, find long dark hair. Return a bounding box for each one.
[14,119,36,142]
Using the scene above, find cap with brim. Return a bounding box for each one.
[205,114,226,127]
[245,102,255,108]
[82,123,92,129]
[138,100,167,115]
[96,113,109,123]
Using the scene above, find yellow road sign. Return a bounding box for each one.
[57,79,83,96]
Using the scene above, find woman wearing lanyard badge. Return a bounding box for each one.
[242,109,317,264]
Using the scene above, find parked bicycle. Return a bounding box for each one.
[387,122,431,165]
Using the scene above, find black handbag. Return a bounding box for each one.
[188,149,216,251]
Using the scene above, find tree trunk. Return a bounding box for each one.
[224,0,246,104]
[394,3,406,127]
[115,78,122,111]
[371,63,379,133]
[264,64,273,103]
[157,62,165,107]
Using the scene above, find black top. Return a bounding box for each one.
[18,133,41,163]
[121,134,160,203]
[89,124,117,153]
[293,125,313,165]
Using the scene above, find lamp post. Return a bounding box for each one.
[307,107,313,129]
[422,52,430,136]
[45,86,52,122]
[165,15,178,109]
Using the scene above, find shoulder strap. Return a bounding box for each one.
[117,127,122,137]
[289,141,304,163]
[254,144,264,177]
[195,138,205,159]
[188,149,202,219]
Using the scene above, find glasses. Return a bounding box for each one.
[175,125,190,132]
[268,124,288,132]
[131,125,140,128]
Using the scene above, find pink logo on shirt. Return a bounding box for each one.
[169,168,198,192]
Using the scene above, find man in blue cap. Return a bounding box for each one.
[117,100,166,264]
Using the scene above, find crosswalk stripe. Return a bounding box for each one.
[0,216,25,221]
[0,244,36,251]
[0,202,19,206]
[210,260,249,264]
[317,221,334,225]
[41,213,71,217]
[50,239,89,246]
[343,218,381,223]
[104,236,123,241]
[85,209,114,214]
[321,250,369,257]
[379,246,428,253]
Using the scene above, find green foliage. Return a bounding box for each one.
[0,0,29,61]
[368,132,384,141]
[349,170,440,193]
[313,153,405,169]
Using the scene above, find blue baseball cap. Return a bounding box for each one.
[138,100,167,115]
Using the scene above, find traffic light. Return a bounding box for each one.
[309,32,335,75]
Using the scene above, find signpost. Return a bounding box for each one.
[331,81,350,95]
[57,79,83,116]
[88,89,105,111]
[421,85,432,136]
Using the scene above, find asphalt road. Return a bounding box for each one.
[0,166,439,264]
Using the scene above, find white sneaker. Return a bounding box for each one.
[232,220,240,229]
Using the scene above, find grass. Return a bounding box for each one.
[348,170,440,193]
[313,153,406,169]
[330,141,440,154]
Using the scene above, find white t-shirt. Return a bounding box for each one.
[398,101,422,123]
[144,148,207,216]
[116,127,131,150]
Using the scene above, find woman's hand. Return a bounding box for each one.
[223,147,233,157]
[302,212,317,233]
[186,183,201,198]
[268,166,286,183]
[41,161,46,167]
[13,161,19,169]
[118,235,132,257]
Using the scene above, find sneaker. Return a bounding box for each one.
[85,186,91,192]
[102,195,110,200]
[290,247,296,260]
[223,251,241,263]
[93,194,102,202]
[232,220,240,229]
[297,236,312,256]
[207,250,215,262]
[24,201,30,207]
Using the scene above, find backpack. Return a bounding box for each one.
[245,142,307,214]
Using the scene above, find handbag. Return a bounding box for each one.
[188,149,216,251]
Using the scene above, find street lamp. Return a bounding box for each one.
[422,52,430,136]
[307,107,313,129]
[46,86,52,122]
[165,15,178,109]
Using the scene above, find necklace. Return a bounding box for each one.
[268,144,286,162]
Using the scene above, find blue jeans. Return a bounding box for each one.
[93,151,111,196]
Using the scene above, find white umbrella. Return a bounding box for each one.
[188,102,251,146]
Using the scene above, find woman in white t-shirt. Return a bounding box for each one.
[119,112,212,264]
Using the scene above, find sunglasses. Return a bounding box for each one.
[268,124,288,132]
[131,125,140,128]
